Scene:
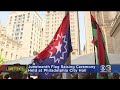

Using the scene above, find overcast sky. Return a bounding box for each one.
[0,11,86,51]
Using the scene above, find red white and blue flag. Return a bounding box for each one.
[33,12,72,79]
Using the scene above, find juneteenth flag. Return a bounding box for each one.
[90,12,110,79]
[33,12,72,79]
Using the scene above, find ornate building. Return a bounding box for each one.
[0,22,22,62]
[110,12,120,54]
[91,11,115,54]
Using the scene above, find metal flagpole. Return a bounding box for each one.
[62,11,71,79]
[90,11,97,65]
[62,54,71,79]
[94,45,96,65]
[90,11,97,79]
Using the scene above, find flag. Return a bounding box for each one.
[33,12,72,79]
[90,12,110,79]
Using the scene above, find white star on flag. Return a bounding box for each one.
[55,42,62,54]
[49,35,67,63]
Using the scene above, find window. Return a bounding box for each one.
[71,29,74,32]
[29,50,31,54]
[19,15,22,17]
[5,52,8,58]
[45,36,48,38]
[13,18,16,21]
[16,29,18,31]
[10,19,12,22]
[6,44,9,48]
[11,53,13,59]
[1,42,4,46]
[31,32,33,35]
[21,28,23,30]
[1,49,3,54]
[22,24,24,26]
[21,32,23,35]
[30,41,32,44]
[16,55,17,59]
[30,46,31,48]
[15,16,17,18]
[12,46,15,49]
[46,32,49,34]
[14,22,16,24]
[20,37,22,39]
[45,40,48,42]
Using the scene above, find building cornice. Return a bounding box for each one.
[110,13,120,37]
[35,11,43,21]
[0,33,22,46]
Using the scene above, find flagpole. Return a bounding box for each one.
[62,54,71,79]
[94,45,96,65]
[90,11,97,65]
[62,11,71,79]
[90,11,97,79]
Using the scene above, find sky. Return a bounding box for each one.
[0,11,86,51]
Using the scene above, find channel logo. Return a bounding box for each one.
[100,65,111,72]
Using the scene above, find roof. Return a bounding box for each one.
[4,53,120,65]
[71,53,120,64]
[4,56,36,65]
